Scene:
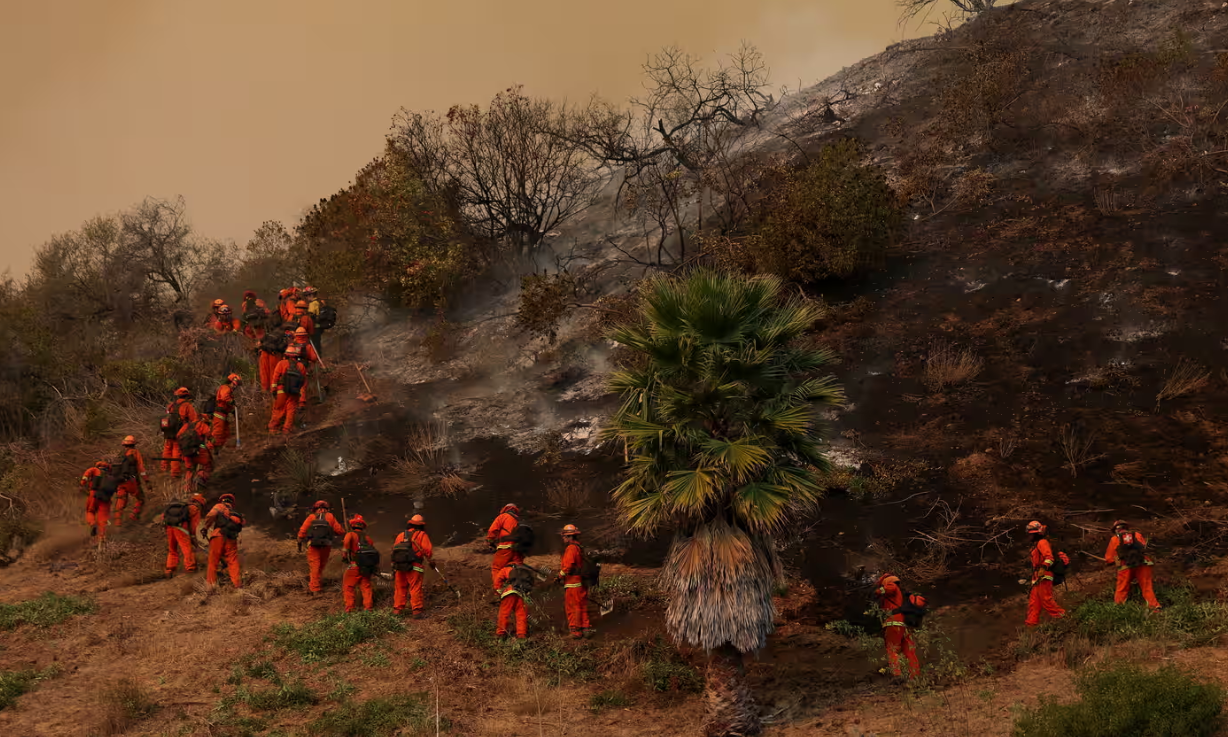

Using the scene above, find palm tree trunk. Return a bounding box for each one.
[702,643,760,737]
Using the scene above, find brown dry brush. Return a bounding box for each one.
[1156,358,1211,406]
[1058,422,1105,478]
[923,341,984,391]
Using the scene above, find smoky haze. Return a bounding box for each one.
[0,0,930,276]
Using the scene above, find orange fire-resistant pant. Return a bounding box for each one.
[210,411,231,450]
[165,527,197,575]
[490,548,524,588]
[343,567,373,613]
[259,352,278,392]
[884,624,921,678]
[207,536,242,588]
[162,439,183,476]
[565,585,591,636]
[497,593,528,638]
[306,546,331,593]
[85,494,111,541]
[1025,580,1065,626]
[268,393,303,434]
[394,570,425,614]
[1115,565,1161,609]
[113,479,142,523]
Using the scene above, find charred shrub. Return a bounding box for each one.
[751,139,902,283]
[516,272,579,344]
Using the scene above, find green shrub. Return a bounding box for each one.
[0,516,41,559]
[1069,585,1228,647]
[307,694,439,736]
[0,592,95,631]
[752,139,902,283]
[1013,663,1224,737]
[0,667,58,710]
[272,611,405,663]
[596,574,665,606]
[235,679,318,711]
[642,658,703,693]
[589,689,632,713]
[446,612,599,683]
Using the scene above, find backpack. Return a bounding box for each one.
[579,553,601,589]
[218,509,244,539]
[1117,531,1147,568]
[164,501,190,527]
[506,564,535,595]
[94,474,122,503]
[114,452,138,480]
[282,366,305,397]
[391,532,423,571]
[177,427,204,457]
[509,523,535,555]
[243,308,267,330]
[260,332,289,355]
[316,304,338,330]
[355,538,380,576]
[891,591,929,629]
[307,514,335,548]
[201,393,217,417]
[1047,545,1072,586]
[161,403,185,439]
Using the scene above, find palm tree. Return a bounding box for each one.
[604,269,844,736]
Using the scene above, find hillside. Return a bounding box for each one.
[4,0,1228,735]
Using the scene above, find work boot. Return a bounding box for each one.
[89,526,97,538]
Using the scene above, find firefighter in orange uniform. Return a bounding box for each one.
[392,515,433,617]
[1025,521,1066,626]
[557,524,592,639]
[202,493,243,588]
[178,417,214,493]
[1105,520,1162,610]
[82,461,111,539]
[161,388,198,476]
[486,503,524,588]
[341,515,377,613]
[162,494,206,577]
[213,305,241,334]
[495,562,531,640]
[876,573,922,678]
[297,501,345,594]
[269,345,308,434]
[210,373,242,452]
[112,435,150,524]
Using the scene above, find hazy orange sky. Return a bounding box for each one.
[1,0,932,275]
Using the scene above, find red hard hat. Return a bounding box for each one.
[279,289,290,298]
[1111,519,1129,531]
[212,299,224,308]
[304,285,318,294]
[1026,520,1047,534]
[122,435,136,446]
[243,290,256,299]
[295,300,307,309]
[561,524,580,535]
[174,387,191,397]
[313,500,330,510]
[409,514,425,526]
[877,573,900,588]
[501,503,520,515]
[219,493,236,504]
[285,345,303,358]
[227,373,242,384]
[95,460,111,469]
[295,327,308,336]
[191,493,207,506]
[349,515,366,528]
[255,298,267,308]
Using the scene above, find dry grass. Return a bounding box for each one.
[1156,358,1212,405]
[1058,423,1105,478]
[392,420,474,497]
[97,677,158,736]
[1110,461,1156,489]
[544,480,596,515]
[1094,186,1119,215]
[923,341,984,391]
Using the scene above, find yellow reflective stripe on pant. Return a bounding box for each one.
[496,543,513,550]
[882,621,907,628]
[564,583,583,589]
[412,566,425,573]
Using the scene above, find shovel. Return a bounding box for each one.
[233,407,241,449]
[354,363,377,403]
[429,560,462,600]
[593,595,615,617]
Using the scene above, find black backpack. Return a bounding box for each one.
[355,538,380,576]
[260,332,289,355]
[161,403,185,439]
[177,427,204,457]
[579,554,601,589]
[218,509,244,539]
[94,473,122,503]
[282,366,305,397]
[316,304,338,330]
[391,532,423,572]
[307,514,335,548]
[1117,531,1147,568]
[1046,543,1071,586]
[114,452,138,480]
[243,308,267,330]
[201,393,218,417]
[510,523,535,555]
[891,591,929,629]
[506,564,535,595]
[164,501,190,527]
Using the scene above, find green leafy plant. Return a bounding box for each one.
[272,611,405,663]
[0,592,95,631]
[0,666,58,710]
[1014,663,1224,737]
[603,269,844,734]
[589,690,633,713]
[307,694,440,736]
[98,677,159,736]
[752,140,902,283]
